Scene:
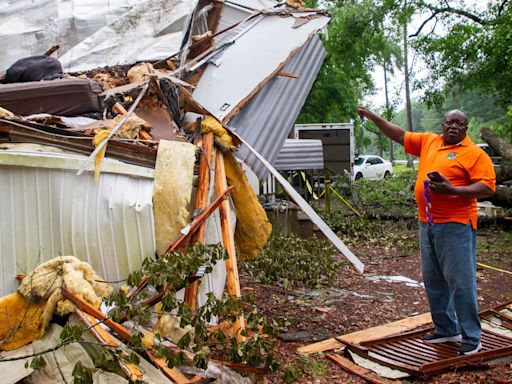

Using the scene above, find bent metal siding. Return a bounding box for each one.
[0,150,155,295]
[230,35,327,180]
[0,147,228,307]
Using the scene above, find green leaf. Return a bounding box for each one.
[72,361,93,384]
[30,356,47,372]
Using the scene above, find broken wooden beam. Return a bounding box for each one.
[66,289,198,383]
[166,185,233,254]
[184,131,214,309]
[214,150,246,339]
[146,351,192,384]
[127,185,234,300]
[63,288,132,342]
[75,309,143,382]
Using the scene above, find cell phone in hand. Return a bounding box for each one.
[427,171,443,182]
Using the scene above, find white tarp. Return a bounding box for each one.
[0,0,197,73]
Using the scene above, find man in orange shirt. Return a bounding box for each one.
[357,107,496,355]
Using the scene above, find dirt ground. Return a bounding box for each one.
[241,222,512,383]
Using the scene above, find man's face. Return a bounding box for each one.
[442,111,468,145]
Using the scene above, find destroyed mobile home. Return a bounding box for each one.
[0,0,367,382]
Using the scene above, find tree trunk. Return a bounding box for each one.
[403,13,414,169]
[490,185,512,207]
[383,59,394,164]
[481,127,512,183]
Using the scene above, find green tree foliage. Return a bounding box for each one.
[391,89,508,148]
[298,0,402,126]
[410,1,512,110]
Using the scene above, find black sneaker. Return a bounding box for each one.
[423,332,462,343]
[459,342,482,355]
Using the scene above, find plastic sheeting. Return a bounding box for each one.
[0,0,197,73]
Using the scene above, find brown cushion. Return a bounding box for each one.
[0,78,103,116]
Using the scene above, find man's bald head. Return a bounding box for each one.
[442,110,468,145]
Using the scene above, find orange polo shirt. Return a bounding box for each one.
[404,132,496,229]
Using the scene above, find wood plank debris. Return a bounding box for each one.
[297,338,344,354]
[65,289,201,383]
[75,309,144,382]
[298,312,432,354]
[337,312,433,345]
[184,131,214,309]
[214,150,246,339]
[341,303,512,376]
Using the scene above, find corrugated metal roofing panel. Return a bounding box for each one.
[274,139,324,170]
[214,2,253,46]
[229,34,327,179]
[193,14,329,122]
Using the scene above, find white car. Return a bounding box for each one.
[353,155,393,180]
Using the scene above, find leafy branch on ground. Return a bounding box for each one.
[11,243,283,383]
[321,212,419,253]
[105,243,282,372]
[332,170,417,216]
[241,233,341,289]
[282,353,328,384]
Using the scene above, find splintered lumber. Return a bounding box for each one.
[298,312,432,354]
[326,353,402,384]
[63,288,132,342]
[146,351,191,384]
[127,185,234,300]
[165,185,233,254]
[75,309,143,382]
[297,338,344,354]
[337,312,432,345]
[214,150,246,338]
[184,132,214,309]
[66,290,196,383]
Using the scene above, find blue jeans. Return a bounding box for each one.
[419,222,480,345]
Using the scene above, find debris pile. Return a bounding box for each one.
[0,0,366,382]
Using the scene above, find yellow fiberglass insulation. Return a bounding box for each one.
[200,115,236,152]
[0,292,46,351]
[224,152,272,260]
[0,256,114,350]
